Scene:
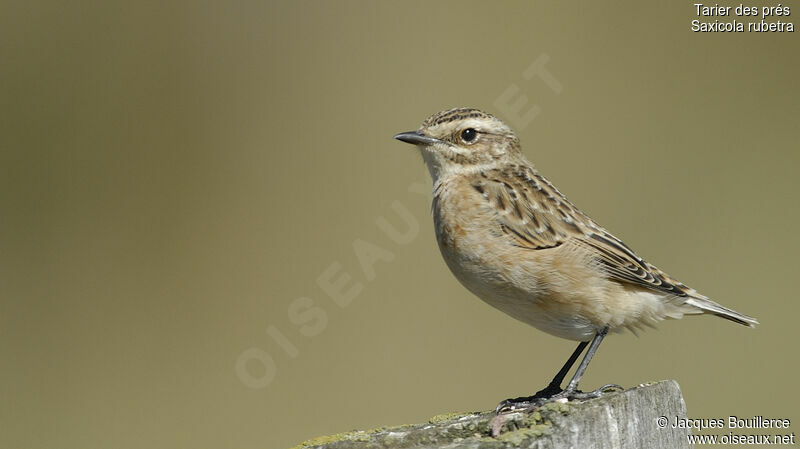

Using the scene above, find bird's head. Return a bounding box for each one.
[394,108,523,180]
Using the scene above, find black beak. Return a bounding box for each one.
[393,131,440,145]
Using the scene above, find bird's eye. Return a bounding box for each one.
[460,128,477,143]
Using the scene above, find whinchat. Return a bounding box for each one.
[394,108,758,413]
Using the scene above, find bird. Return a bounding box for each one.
[393,107,758,413]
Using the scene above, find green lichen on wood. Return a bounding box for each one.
[487,400,572,444]
[290,381,690,449]
[291,402,573,448]
[289,424,414,449]
[288,430,370,449]
[428,412,473,424]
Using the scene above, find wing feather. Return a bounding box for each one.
[472,166,691,298]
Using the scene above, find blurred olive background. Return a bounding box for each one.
[1,1,798,448]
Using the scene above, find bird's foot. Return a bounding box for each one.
[494,383,563,414]
[563,383,623,401]
[495,383,623,414]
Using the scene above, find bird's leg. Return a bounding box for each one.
[495,327,622,414]
[537,340,588,396]
[495,340,588,413]
[555,327,621,401]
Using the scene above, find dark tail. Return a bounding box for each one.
[684,297,759,327]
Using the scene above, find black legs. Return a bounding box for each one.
[496,327,622,413]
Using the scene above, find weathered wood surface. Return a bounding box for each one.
[291,380,690,449]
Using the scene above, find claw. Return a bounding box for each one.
[568,383,623,399]
[495,398,531,414]
[495,384,624,415]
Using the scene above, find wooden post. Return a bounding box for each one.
[291,380,691,449]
